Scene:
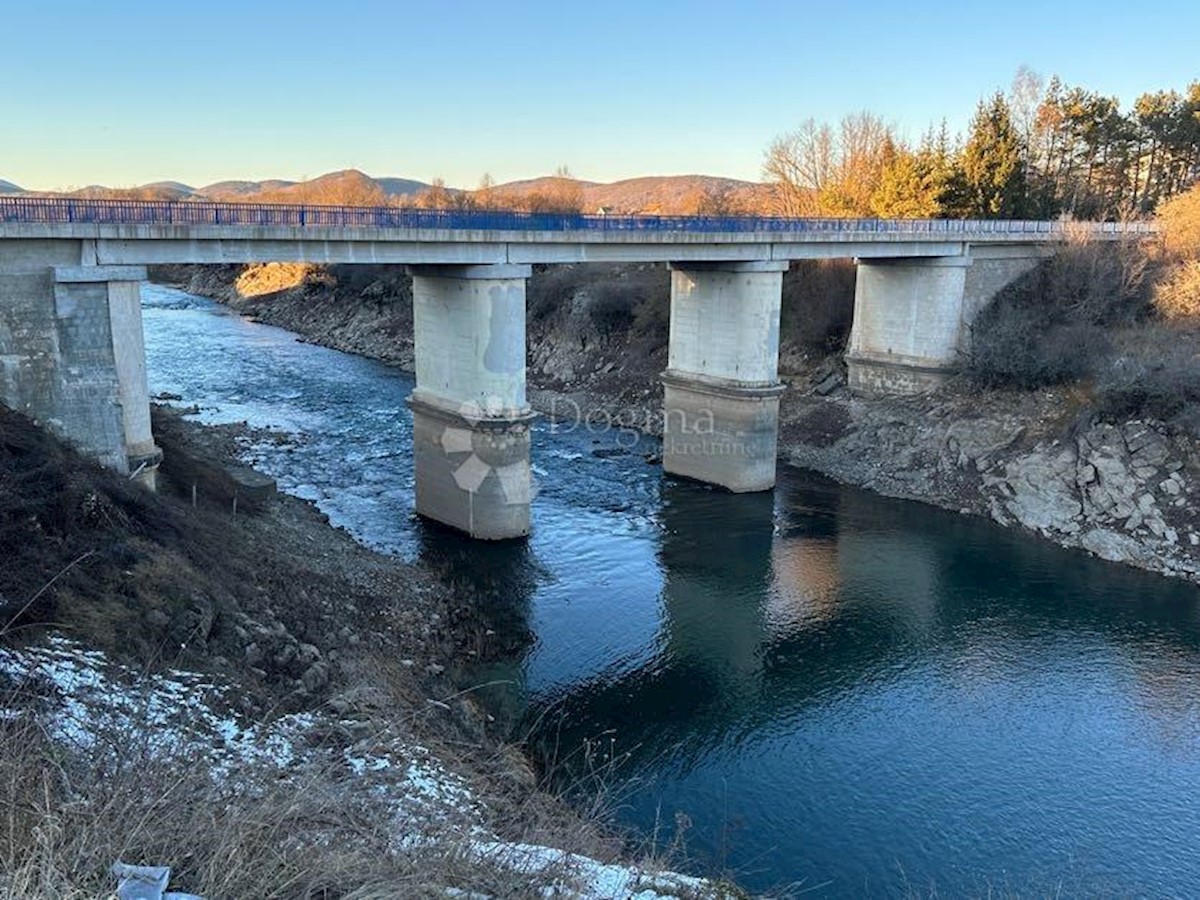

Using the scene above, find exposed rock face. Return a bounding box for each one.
[980,420,1198,577]
[786,391,1200,583]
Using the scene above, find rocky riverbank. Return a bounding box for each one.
[155,261,1200,586]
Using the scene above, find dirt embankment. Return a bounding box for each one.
[154,262,1200,586]
[6,404,737,897]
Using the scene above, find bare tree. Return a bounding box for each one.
[763,113,895,217]
[691,180,742,216]
[474,172,496,209]
[414,177,453,210]
[763,119,834,215]
[1009,65,1045,150]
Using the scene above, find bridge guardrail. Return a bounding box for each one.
[0,196,1157,236]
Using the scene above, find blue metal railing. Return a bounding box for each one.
[0,196,1156,236]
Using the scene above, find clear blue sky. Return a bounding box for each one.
[2,0,1197,190]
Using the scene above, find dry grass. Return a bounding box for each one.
[1,708,396,898]
[236,263,331,298]
[0,683,652,900]
[1157,183,1200,260]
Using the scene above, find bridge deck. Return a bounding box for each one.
[0,197,1152,266]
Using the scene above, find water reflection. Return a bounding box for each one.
[525,473,1200,893]
[659,483,775,697]
[142,283,1200,896]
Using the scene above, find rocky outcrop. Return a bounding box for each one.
[981,420,1200,578]
[785,388,1200,583]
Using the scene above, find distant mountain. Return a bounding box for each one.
[241,170,402,206]
[65,182,194,201]
[489,174,772,215]
[140,181,196,197]
[198,179,298,200]
[0,178,22,194]
[3,170,774,214]
[375,177,431,197]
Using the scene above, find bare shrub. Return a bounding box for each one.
[1154,261,1200,321]
[527,264,669,339]
[781,259,857,350]
[1092,325,1200,424]
[969,313,1110,389]
[632,288,670,339]
[967,235,1154,389]
[526,265,583,322]
[586,283,638,336]
[1157,183,1200,260]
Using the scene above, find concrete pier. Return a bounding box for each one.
[0,247,160,486]
[846,256,972,395]
[57,267,162,488]
[406,264,534,539]
[662,261,788,492]
[846,248,1052,396]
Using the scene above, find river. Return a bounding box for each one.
[142,283,1200,896]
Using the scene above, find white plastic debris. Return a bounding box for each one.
[111,861,204,900]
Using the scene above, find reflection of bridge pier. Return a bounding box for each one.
[773,475,942,635]
[659,482,777,698]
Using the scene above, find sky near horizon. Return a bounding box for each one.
[2,0,1197,191]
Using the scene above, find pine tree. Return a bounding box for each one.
[870,144,948,218]
[961,92,1028,217]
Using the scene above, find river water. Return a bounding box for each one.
[142,284,1200,896]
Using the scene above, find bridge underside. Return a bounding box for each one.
[0,226,1069,538]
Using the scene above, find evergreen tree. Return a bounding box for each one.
[961,93,1028,217]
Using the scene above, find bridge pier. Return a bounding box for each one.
[0,250,160,488]
[662,261,788,492]
[406,264,534,540]
[845,256,970,395]
[846,248,1052,396]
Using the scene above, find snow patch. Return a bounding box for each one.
[1,635,727,897]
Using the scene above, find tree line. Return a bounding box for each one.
[764,68,1200,220]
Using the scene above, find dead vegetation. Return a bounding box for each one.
[966,185,1200,431]
[0,406,731,898]
[0,690,640,899]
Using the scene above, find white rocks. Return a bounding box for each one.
[1081,528,1144,563]
[993,450,1082,535]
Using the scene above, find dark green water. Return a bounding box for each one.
[143,285,1200,896]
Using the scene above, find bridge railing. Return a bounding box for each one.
[0,196,1157,236]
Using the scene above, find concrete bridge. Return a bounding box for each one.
[0,197,1150,539]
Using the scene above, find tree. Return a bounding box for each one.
[520,168,584,214]
[870,148,940,218]
[763,119,834,216]
[414,177,453,209]
[475,172,497,209]
[961,93,1027,217]
[690,180,742,216]
[764,113,896,217]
